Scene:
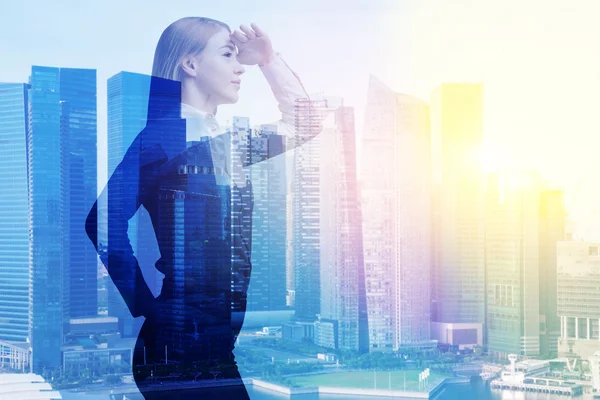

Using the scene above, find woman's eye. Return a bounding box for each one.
[224,52,233,58]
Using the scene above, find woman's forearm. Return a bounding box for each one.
[259,53,311,132]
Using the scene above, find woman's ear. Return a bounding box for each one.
[180,55,198,78]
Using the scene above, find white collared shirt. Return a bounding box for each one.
[181,53,308,145]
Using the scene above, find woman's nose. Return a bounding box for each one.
[235,63,245,75]
[234,57,245,75]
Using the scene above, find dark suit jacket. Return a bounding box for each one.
[85,115,291,323]
[85,76,319,333]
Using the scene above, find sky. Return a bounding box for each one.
[2,0,600,237]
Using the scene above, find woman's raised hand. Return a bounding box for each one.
[230,23,276,66]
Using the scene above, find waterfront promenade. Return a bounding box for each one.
[490,376,584,396]
[68,374,449,399]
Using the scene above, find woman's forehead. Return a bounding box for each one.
[207,30,236,51]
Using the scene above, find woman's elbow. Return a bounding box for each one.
[85,202,98,247]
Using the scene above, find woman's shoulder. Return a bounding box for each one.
[134,118,188,159]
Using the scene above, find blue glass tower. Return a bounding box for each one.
[246,123,287,311]
[28,65,97,371]
[0,83,30,342]
[60,68,98,319]
[28,66,64,371]
[106,71,157,337]
[107,72,151,177]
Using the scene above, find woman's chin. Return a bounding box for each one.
[228,94,240,104]
[216,94,240,107]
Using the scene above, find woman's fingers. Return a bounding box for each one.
[239,24,256,39]
[230,33,245,49]
[250,23,266,37]
[231,30,248,43]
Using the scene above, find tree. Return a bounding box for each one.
[105,374,122,386]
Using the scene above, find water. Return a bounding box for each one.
[61,381,594,400]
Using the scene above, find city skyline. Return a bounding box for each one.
[0,62,594,396]
[3,3,600,397]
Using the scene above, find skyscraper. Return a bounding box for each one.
[28,65,96,370]
[484,170,542,357]
[60,68,98,318]
[539,189,565,357]
[0,83,30,343]
[106,71,156,337]
[292,97,327,323]
[246,123,287,312]
[286,190,295,307]
[430,83,485,348]
[361,76,432,351]
[28,66,65,371]
[316,103,368,352]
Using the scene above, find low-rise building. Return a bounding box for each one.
[557,241,600,360]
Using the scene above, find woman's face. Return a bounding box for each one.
[190,28,245,107]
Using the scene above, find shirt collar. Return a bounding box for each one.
[181,102,212,119]
[181,103,222,143]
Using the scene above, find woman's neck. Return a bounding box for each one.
[181,79,218,115]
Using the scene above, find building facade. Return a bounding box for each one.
[28,66,64,371]
[0,83,30,343]
[27,66,97,371]
[106,71,156,338]
[485,170,543,356]
[430,83,485,341]
[246,122,287,312]
[557,240,600,359]
[292,97,327,322]
[317,103,368,352]
[538,189,565,357]
[60,68,98,318]
[361,76,432,351]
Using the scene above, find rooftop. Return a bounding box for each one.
[0,373,61,399]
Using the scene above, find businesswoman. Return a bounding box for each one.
[86,17,316,399]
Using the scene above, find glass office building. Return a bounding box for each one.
[0,83,30,342]
[246,122,287,312]
[28,66,64,371]
[106,71,153,337]
[292,98,327,323]
[430,83,485,326]
[485,170,542,357]
[28,65,97,371]
[60,67,97,319]
[317,104,368,352]
[361,77,432,351]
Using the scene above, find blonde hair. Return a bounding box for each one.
[152,17,231,81]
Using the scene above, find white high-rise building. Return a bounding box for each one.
[361,76,432,351]
[292,96,328,323]
[316,99,368,352]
